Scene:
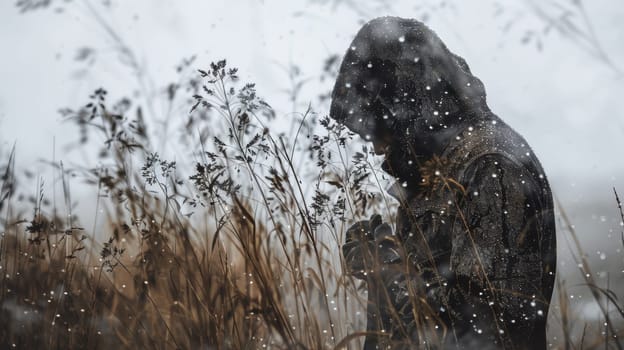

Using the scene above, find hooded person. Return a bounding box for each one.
[331,17,556,349]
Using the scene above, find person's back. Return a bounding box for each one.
[332,17,556,349]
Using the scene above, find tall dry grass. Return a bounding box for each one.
[0,59,384,349]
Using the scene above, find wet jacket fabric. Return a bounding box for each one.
[331,17,556,349]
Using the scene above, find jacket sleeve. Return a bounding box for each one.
[449,153,551,346]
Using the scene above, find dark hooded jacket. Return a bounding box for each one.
[331,17,556,349]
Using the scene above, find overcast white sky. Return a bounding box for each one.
[1,0,624,274]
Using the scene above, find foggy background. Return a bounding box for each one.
[1,0,624,340]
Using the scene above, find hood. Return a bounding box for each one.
[330,17,492,182]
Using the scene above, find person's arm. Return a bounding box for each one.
[450,154,552,348]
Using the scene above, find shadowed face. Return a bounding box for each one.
[365,129,393,155]
[372,138,387,155]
